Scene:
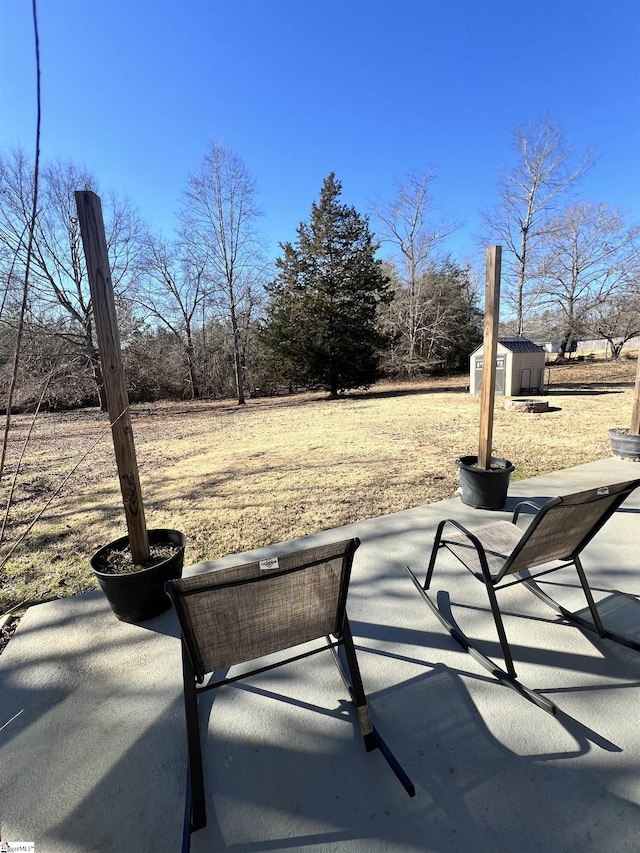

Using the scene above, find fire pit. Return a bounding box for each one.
[505,398,549,413]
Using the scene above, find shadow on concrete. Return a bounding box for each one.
[186,667,640,851]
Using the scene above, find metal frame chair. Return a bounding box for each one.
[407,479,640,714]
[166,537,414,847]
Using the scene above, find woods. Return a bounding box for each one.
[1,119,639,412]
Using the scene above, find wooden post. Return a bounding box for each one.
[74,191,150,563]
[478,246,502,470]
[631,348,640,435]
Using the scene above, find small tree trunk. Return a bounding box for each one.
[232,334,245,405]
[229,300,245,405]
[556,331,573,362]
[516,253,526,337]
[184,326,200,399]
[83,319,107,410]
[85,335,107,411]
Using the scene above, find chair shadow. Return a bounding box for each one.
[192,664,638,852]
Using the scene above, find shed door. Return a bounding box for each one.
[495,356,506,394]
[474,355,506,395]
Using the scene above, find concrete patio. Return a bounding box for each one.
[1,457,639,852]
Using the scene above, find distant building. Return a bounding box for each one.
[531,339,577,355]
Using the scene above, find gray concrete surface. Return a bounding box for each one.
[1,457,639,852]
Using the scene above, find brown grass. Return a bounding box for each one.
[0,356,637,613]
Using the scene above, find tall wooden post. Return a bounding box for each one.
[631,347,640,436]
[75,191,150,563]
[478,246,502,470]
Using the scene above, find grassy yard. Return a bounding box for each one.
[0,356,637,614]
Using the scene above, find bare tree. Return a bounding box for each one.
[379,258,481,375]
[0,148,145,409]
[482,118,596,336]
[538,201,640,358]
[589,286,640,359]
[134,234,207,398]
[180,142,266,405]
[371,170,458,372]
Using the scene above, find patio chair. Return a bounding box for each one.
[406,479,640,714]
[166,536,414,843]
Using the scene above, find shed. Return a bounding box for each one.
[469,338,546,396]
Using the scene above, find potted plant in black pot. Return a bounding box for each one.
[90,527,185,623]
[457,246,515,510]
[76,190,185,623]
[456,454,515,510]
[609,351,640,461]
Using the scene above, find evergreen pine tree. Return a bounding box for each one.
[263,174,391,396]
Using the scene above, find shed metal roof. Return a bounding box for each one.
[498,337,545,353]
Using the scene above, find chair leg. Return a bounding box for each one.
[335,620,416,796]
[339,618,375,751]
[519,561,606,639]
[182,644,207,832]
[425,524,517,675]
[406,567,556,714]
[574,556,606,637]
[424,520,448,590]
[484,578,517,678]
[521,561,640,653]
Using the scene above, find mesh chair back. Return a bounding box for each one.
[502,480,640,578]
[166,538,359,682]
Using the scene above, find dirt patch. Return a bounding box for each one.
[91,542,182,575]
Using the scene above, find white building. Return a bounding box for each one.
[469,338,546,396]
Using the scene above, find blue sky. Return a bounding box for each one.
[1,0,639,266]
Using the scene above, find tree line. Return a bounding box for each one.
[1,118,638,411]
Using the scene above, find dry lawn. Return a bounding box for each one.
[0,357,637,614]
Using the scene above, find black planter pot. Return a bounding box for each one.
[609,429,640,462]
[91,528,186,623]
[456,455,515,510]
